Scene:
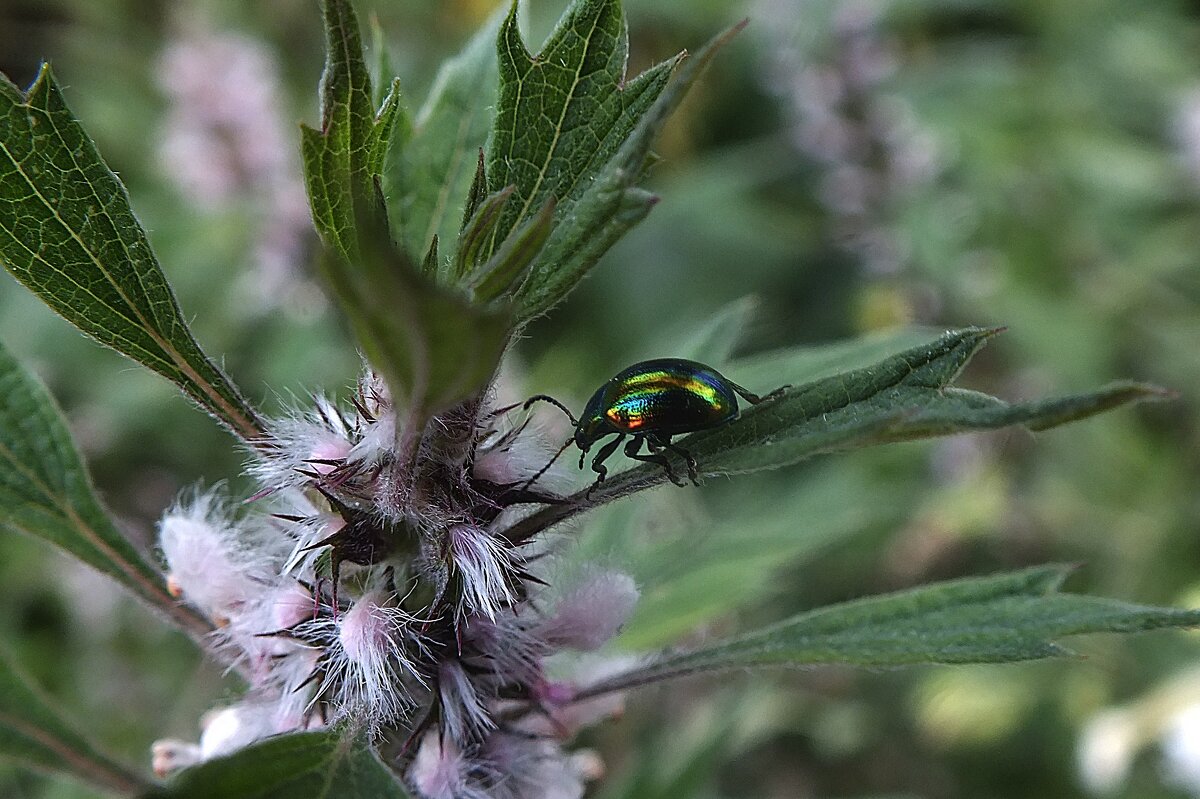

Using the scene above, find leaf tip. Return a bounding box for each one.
[500,0,533,63]
[1141,384,1180,401]
[1056,561,1085,588]
[21,61,59,103]
[1101,382,1177,404]
[35,60,53,81]
[961,324,1007,343]
[703,17,751,59]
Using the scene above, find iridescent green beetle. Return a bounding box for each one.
[520,358,787,493]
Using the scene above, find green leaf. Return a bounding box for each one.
[386,6,504,264]
[579,566,1200,694]
[499,327,1166,543]
[511,19,746,319]
[0,339,211,637]
[727,326,948,389]
[0,646,148,794]
[469,196,555,301]
[421,234,439,273]
[301,0,395,263]
[142,732,410,799]
[303,0,511,428]
[368,15,401,112]
[315,228,512,435]
[666,325,1162,475]
[0,66,263,440]
[453,184,514,282]
[371,79,405,180]
[458,149,489,239]
[689,327,1167,476]
[486,0,680,257]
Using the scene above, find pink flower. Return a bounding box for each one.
[537,571,639,652]
[448,524,521,620]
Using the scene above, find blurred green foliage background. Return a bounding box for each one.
[1,0,1199,796]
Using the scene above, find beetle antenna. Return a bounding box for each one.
[523,394,578,426]
[520,436,574,492]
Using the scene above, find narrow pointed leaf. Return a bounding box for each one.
[387,7,504,263]
[515,183,659,320]
[453,185,515,281]
[486,0,679,260]
[459,149,489,237]
[513,21,745,319]
[580,566,1200,695]
[470,196,555,301]
[500,327,1167,542]
[370,78,406,178]
[0,647,148,794]
[421,234,439,273]
[686,328,1168,475]
[142,732,410,799]
[0,66,263,440]
[0,339,211,636]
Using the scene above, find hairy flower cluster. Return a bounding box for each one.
[153,372,637,798]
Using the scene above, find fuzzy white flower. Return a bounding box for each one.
[462,612,543,687]
[473,421,569,494]
[302,590,428,731]
[152,698,318,778]
[159,490,276,625]
[438,659,495,745]
[198,704,277,760]
[219,578,316,682]
[150,365,649,787]
[482,736,596,799]
[537,571,639,652]
[448,524,521,620]
[247,396,354,494]
[282,511,347,576]
[408,732,492,799]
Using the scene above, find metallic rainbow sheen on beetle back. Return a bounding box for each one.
[575,358,741,446]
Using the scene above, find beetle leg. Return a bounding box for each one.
[728,379,790,405]
[628,436,688,487]
[650,435,700,486]
[586,434,625,498]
